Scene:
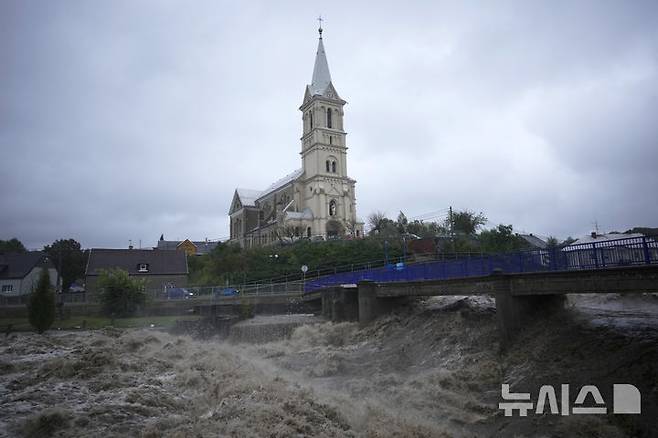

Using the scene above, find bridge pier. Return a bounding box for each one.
[358,281,409,323]
[321,285,359,322]
[495,291,565,349]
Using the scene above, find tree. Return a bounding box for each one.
[546,236,559,249]
[326,219,345,237]
[367,211,387,235]
[396,211,408,234]
[97,269,147,317]
[479,224,528,253]
[0,238,26,253]
[28,268,56,334]
[625,227,658,236]
[448,210,487,236]
[562,236,577,247]
[43,239,88,291]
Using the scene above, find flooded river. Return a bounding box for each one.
[1,294,656,437]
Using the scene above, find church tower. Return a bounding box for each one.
[298,24,361,238]
[228,23,363,247]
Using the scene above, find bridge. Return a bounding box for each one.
[198,235,658,346]
[320,265,658,347]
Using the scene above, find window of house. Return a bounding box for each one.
[137,263,149,273]
[326,160,330,172]
[332,161,336,173]
[1,285,13,292]
[327,108,332,128]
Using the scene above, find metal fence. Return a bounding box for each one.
[303,235,658,292]
[144,280,306,302]
[6,236,652,305]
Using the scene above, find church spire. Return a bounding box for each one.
[309,18,332,97]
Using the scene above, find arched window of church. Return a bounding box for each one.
[327,108,333,128]
[307,227,312,238]
[329,136,332,145]
[309,111,313,128]
[331,161,336,173]
[326,160,330,172]
[329,199,336,216]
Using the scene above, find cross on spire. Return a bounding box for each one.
[317,15,324,38]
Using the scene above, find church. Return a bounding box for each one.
[228,26,364,248]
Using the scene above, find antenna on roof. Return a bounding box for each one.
[592,220,600,234]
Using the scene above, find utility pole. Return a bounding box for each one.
[449,206,455,257]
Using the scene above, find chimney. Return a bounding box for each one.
[129,239,133,250]
[590,231,597,239]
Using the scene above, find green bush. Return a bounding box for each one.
[28,268,56,334]
[188,237,403,286]
[97,268,147,317]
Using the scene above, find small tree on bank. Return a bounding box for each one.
[97,269,147,317]
[28,268,56,334]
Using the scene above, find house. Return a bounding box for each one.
[517,233,549,249]
[156,236,218,256]
[562,232,657,268]
[0,252,59,304]
[85,249,188,297]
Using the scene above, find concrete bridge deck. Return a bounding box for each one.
[320,265,658,348]
[368,264,658,297]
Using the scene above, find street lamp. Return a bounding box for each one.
[301,264,308,293]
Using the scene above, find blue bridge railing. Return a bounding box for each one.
[304,235,658,292]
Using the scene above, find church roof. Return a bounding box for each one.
[285,208,314,221]
[236,188,261,207]
[257,168,304,200]
[309,36,332,97]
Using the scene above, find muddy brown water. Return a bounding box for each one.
[0,295,656,437]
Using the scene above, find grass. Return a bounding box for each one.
[0,315,202,332]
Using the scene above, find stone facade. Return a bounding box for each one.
[229,28,364,248]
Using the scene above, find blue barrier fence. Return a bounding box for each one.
[304,235,658,292]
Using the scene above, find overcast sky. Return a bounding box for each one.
[2,1,657,249]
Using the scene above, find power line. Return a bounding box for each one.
[409,208,450,221]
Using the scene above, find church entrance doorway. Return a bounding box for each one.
[326,219,345,238]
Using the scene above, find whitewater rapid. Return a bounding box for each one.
[0,294,656,437]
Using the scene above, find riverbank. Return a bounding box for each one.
[0,315,202,332]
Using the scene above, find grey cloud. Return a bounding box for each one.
[2,0,657,249]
